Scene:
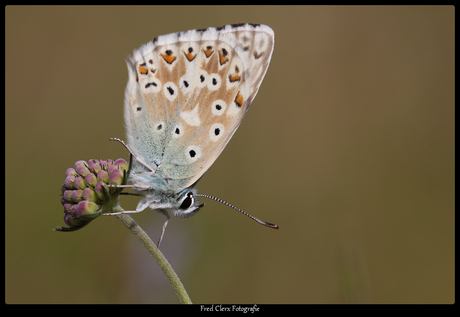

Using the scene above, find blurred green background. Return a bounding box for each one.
[5,6,454,304]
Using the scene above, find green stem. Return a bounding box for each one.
[113,210,192,304]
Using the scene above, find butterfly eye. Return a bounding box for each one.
[176,191,205,218]
[179,192,193,210]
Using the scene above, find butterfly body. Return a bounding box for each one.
[123,23,274,219]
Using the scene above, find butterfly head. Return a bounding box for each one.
[173,188,205,218]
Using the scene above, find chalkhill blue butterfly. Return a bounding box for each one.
[107,23,278,246]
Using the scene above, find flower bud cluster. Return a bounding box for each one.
[56,159,129,231]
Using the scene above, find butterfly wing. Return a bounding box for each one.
[124,24,274,191]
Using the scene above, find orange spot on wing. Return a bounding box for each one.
[161,51,176,64]
[228,73,241,82]
[203,47,214,58]
[228,65,241,82]
[234,91,244,108]
[185,52,196,61]
[218,49,229,65]
[138,64,148,75]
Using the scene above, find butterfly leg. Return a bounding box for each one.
[102,208,170,247]
[157,209,170,248]
[108,184,152,190]
[101,209,144,216]
[109,137,156,173]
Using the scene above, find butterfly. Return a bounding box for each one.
[107,23,278,246]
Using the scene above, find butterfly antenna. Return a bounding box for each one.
[196,194,279,229]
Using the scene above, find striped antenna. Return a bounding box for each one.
[196,193,279,229]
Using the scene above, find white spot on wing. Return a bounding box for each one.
[180,104,201,126]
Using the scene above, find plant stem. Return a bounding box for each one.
[114,212,192,304]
